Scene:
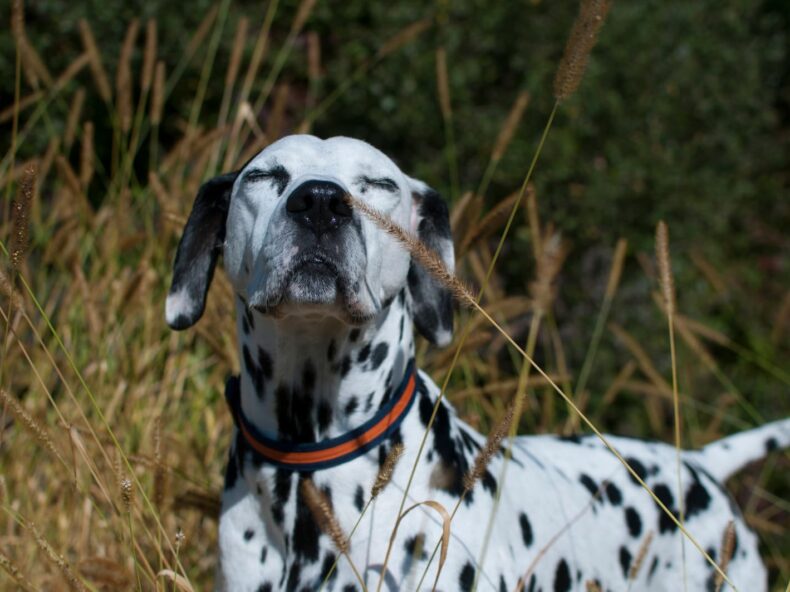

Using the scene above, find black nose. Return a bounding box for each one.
[285,180,352,235]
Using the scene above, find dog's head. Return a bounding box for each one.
[165,135,455,345]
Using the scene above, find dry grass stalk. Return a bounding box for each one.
[185,5,219,57]
[553,0,611,101]
[224,17,248,97]
[141,19,157,92]
[585,581,602,592]
[714,521,736,592]
[371,442,405,498]
[628,530,654,580]
[17,35,54,89]
[605,238,628,299]
[64,88,86,151]
[0,90,42,123]
[10,162,36,270]
[292,0,319,34]
[529,232,567,316]
[436,47,452,120]
[79,19,112,103]
[307,31,322,83]
[78,557,132,590]
[525,185,541,260]
[116,19,140,133]
[151,61,166,126]
[0,269,24,310]
[377,18,432,59]
[0,388,65,467]
[53,52,91,93]
[463,402,514,492]
[29,521,89,592]
[0,551,36,592]
[492,90,530,162]
[11,0,25,39]
[301,479,349,554]
[345,194,473,306]
[655,221,675,316]
[79,122,94,189]
[153,416,166,511]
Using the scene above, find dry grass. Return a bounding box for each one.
[0,3,787,591]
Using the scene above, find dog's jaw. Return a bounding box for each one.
[234,288,415,442]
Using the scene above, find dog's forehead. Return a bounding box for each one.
[242,135,402,180]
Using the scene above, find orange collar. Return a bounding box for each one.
[225,360,417,471]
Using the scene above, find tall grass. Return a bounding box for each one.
[0,2,788,590]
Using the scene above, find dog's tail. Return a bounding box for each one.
[687,418,790,482]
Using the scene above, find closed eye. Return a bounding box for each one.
[356,176,399,194]
[243,165,291,196]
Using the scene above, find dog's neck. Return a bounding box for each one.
[235,290,415,442]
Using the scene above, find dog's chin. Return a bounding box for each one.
[253,262,378,325]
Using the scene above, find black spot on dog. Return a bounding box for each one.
[619,546,632,577]
[459,562,475,591]
[341,586,358,592]
[647,556,659,581]
[684,464,711,520]
[244,345,264,394]
[418,385,469,500]
[292,477,322,562]
[371,343,389,370]
[302,361,316,394]
[499,575,508,592]
[482,469,498,496]
[606,481,623,505]
[554,559,571,592]
[349,328,360,342]
[653,483,679,533]
[224,449,238,490]
[320,552,338,583]
[519,512,534,547]
[317,400,332,434]
[257,584,272,592]
[327,339,336,362]
[354,485,364,512]
[242,315,250,334]
[341,355,352,377]
[558,434,582,444]
[399,316,405,342]
[404,533,427,560]
[626,457,648,485]
[260,545,268,563]
[579,474,598,497]
[271,469,292,525]
[244,529,254,541]
[258,347,273,379]
[285,562,301,592]
[625,506,642,537]
[344,397,358,416]
[357,343,371,363]
[765,437,778,452]
[364,391,375,412]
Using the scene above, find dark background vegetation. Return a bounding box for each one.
[1,0,788,588]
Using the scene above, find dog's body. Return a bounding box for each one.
[166,135,789,591]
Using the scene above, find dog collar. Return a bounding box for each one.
[225,359,417,471]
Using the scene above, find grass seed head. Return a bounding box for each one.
[372,442,405,498]
[554,0,612,102]
[301,479,349,554]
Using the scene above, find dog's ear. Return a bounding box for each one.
[166,172,237,330]
[406,178,455,346]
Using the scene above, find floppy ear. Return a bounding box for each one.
[407,178,455,346]
[165,172,237,330]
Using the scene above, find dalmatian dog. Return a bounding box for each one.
[166,135,789,591]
